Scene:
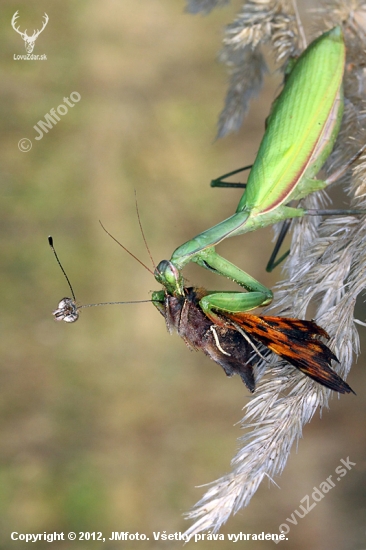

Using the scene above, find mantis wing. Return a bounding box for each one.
[238,27,345,215]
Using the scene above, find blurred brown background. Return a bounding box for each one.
[1,1,366,548]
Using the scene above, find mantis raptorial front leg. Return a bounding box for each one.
[155,248,273,324]
[189,248,273,320]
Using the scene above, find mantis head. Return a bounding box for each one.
[154,260,184,296]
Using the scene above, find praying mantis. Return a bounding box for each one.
[52,27,361,393]
[155,27,350,317]
[151,26,363,392]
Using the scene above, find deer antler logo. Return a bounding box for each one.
[11,11,49,54]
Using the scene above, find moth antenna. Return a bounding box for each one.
[134,190,157,271]
[48,236,76,301]
[49,235,157,323]
[99,221,154,275]
[52,296,154,323]
[79,299,153,310]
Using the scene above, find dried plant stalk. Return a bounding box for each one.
[184,0,366,536]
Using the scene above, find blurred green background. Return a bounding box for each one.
[1,1,366,548]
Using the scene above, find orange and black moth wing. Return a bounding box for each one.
[223,312,354,394]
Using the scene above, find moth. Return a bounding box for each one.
[153,287,354,394]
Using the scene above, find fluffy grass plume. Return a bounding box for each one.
[183,0,366,536]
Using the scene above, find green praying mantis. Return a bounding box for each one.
[52,27,362,392]
[153,26,363,326]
